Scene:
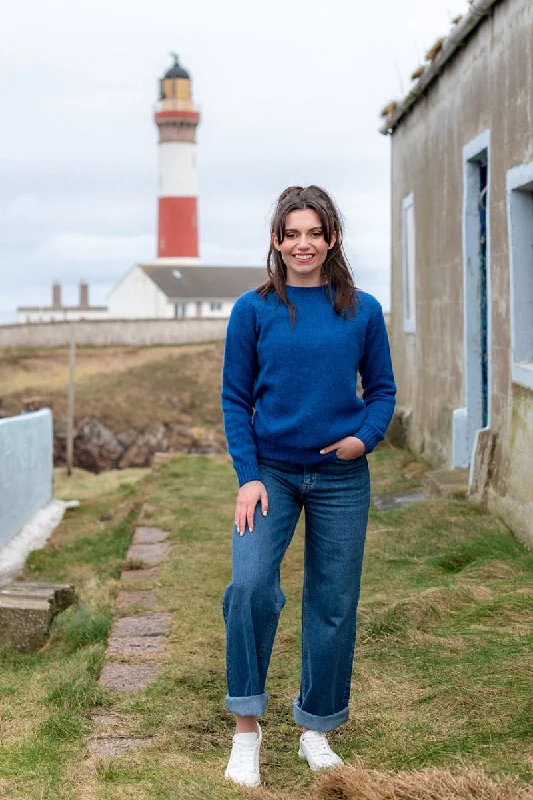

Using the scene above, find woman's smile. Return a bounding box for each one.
[292,253,315,263]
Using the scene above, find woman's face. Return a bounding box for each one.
[273,209,336,287]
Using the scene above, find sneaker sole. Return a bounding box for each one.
[298,747,343,771]
[224,771,261,788]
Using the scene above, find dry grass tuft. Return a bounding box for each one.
[410,66,424,81]
[425,37,445,62]
[380,101,397,118]
[315,765,533,800]
[360,584,492,640]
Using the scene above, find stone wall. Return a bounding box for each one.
[0,317,228,349]
[0,410,53,548]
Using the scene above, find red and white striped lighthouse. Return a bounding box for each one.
[154,54,201,264]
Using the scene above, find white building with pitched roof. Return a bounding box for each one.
[106,264,266,319]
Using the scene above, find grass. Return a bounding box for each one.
[0,467,146,800]
[1,446,532,799]
[0,343,224,433]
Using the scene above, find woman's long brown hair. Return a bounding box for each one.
[257,185,357,325]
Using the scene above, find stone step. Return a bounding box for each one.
[0,582,76,614]
[423,468,470,499]
[0,582,76,651]
[0,596,52,651]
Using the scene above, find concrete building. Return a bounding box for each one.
[17,281,108,323]
[381,0,533,546]
[107,264,266,319]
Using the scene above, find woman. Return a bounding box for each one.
[221,185,396,788]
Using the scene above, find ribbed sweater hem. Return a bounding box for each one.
[235,462,262,487]
[354,422,383,454]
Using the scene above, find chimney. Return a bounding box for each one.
[79,280,89,309]
[52,281,62,309]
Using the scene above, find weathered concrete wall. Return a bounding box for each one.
[0,317,228,349]
[0,410,53,548]
[389,0,533,545]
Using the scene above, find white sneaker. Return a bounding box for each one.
[224,723,262,788]
[298,730,343,771]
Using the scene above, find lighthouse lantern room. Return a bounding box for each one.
[154,54,201,264]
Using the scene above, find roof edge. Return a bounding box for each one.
[380,0,501,135]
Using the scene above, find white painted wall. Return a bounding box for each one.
[107,266,172,318]
[17,308,108,324]
[0,409,53,549]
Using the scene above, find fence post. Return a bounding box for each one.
[66,323,76,476]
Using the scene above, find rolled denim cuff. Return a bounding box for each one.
[225,692,268,718]
[292,698,349,732]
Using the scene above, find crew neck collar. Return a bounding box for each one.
[285,283,328,291]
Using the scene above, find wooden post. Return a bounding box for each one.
[66,323,76,477]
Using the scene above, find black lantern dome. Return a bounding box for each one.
[164,54,190,81]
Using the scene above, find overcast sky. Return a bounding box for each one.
[0,0,467,322]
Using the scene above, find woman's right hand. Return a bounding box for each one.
[235,481,268,535]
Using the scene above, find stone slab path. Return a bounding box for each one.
[92,508,172,756]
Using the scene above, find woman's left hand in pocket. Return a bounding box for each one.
[320,436,366,460]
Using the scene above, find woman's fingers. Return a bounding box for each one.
[235,484,268,536]
[260,486,268,517]
[246,504,255,533]
[234,481,267,536]
[319,440,341,455]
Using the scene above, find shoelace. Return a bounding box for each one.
[304,733,332,756]
[229,736,258,762]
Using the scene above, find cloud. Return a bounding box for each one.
[33,232,155,264]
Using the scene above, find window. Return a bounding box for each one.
[507,160,533,390]
[402,193,416,333]
[210,302,223,312]
[174,303,187,318]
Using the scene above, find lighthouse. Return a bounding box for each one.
[154,54,201,264]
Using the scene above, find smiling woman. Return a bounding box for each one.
[220,185,397,788]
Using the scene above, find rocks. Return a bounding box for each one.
[387,405,412,449]
[0,581,76,651]
[133,527,169,545]
[109,613,170,638]
[120,566,161,584]
[53,416,226,473]
[424,468,470,499]
[95,522,172,758]
[469,429,497,505]
[116,590,156,609]
[22,396,50,412]
[106,635,166,658]
[372,490,429,511]
[99,662,162,692]
[126,542,170,565]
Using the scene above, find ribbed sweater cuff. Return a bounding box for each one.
[236,462,262,487]
[354,423,383,454]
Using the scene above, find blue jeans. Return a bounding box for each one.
[222,455,370,732]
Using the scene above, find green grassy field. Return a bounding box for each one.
[0,343,224,433]
[1,448,532,799]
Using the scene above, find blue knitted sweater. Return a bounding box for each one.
[221,285,396,486]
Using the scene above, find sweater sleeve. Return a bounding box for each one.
[221,294,262,486]
[355,300,397,453]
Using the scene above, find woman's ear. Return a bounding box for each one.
[272,232,281,251]
[328,231,338,250]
